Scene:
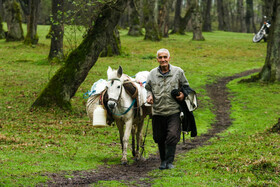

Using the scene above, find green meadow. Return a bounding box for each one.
[0,24,279,186]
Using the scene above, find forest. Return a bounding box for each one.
[0,0,279,186]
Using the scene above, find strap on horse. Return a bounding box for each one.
[140,116,151,157]
[123,78,140,116]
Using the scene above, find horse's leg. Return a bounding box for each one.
[116,120,124,152]
[131,125,136,157]
[135,120,144,160]
[121,118,133,165]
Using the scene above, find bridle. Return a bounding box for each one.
[107,78,123,104]
[107,78,136,116]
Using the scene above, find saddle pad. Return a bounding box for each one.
[123,81,138,99]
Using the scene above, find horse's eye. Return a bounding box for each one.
[117,86,121,88]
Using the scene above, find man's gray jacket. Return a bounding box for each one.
[145,64,189,116]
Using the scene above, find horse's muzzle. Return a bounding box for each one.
[108,100,117,109]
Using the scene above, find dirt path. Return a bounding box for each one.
[44,69,260,187]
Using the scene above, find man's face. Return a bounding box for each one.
[157,52,170,69]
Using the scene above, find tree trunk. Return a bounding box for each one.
[172,0,183,34]
[100,28,121,57]
[0,15,5,39]
[171,0,193,34]
[217,0,224,30]
[251,0,257,33]
[3,0,24,41]
[223,0,231,31]
[24,0,40,45]
[242,0,280,82]
[158,0,171,37]
[162,0,173,37]
[262,0,272,16]
[128,0,142,36]
[119,1,129,28]
[237,0,246,32]
[48,0,64,61]
[32,0,129,109]
[256,0,280,82]
[0,0,4,19]
[191,0,205,41]
[143,0,161,41]
[229,0,236,31]
[246,0,257,33]
[217,0,231,31]
[18,0,30,23]
[202,0,212,32]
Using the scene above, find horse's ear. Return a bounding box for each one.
[117,66,123,78]
[107,66,112,77]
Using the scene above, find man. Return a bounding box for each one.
[145,48,189,170]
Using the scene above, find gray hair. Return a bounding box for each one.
[157,48,170,58]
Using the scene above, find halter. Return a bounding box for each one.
[107,78,136,116]
[107,78,123,103]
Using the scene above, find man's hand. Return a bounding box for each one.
[176,92,184,101]
[147,95,154,104]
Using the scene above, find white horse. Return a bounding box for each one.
[87,66,151,164]
[106,66,151,164]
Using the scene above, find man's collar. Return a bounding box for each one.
[157,64,172,76]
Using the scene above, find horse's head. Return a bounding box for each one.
[106,66,123,110]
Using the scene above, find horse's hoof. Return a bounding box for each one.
[134,156,145,162]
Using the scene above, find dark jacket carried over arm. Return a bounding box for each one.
[171,85,197,137]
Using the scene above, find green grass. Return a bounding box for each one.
[150,78,280,186]
[1,24,279,186]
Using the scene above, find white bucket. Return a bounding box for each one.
[92,105,108,128]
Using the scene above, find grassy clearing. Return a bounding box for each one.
[1,24,279,186]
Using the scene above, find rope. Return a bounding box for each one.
[109,99,136,116]
[83,90,96,99]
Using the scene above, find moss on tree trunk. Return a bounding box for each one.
[32,0,128,109]
[24,0,40,45]
[270,118,280,134]
[143,0,161,41]
[48,0,64,61]
[191,0,205,41]
[171,0,193,35]
[158,0,172,38]
[3,0,24,41]
[100,28,121,57]
[128,0,142,36]
[0,15,5,39]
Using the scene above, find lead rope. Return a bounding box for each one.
[140,116,151,157]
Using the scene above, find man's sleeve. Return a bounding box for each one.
[180,69,189,87]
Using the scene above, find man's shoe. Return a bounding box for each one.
[166,162,175,169]
[165,145,176,169]
[159,161,167,170]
